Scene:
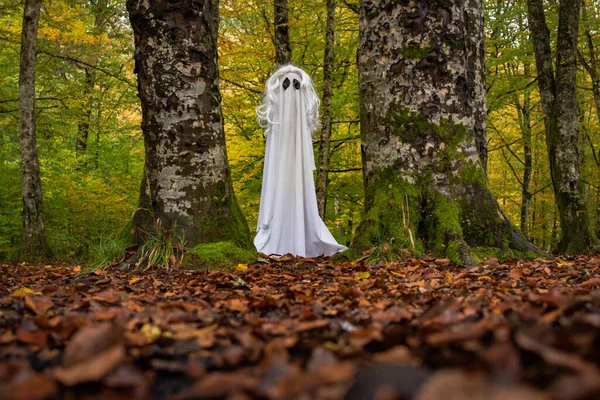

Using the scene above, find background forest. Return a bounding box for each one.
[1,0,599,262]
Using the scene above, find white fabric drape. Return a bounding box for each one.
[254,71,347,258]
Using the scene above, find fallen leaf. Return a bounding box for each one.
[24,295,53,315]
[140,324,161,344]
[235,263,248,272]
[355,271,371,280]
[510,269,523,280]
[53,345,125,386]
[11,287,42,297]
[128,277,142,285]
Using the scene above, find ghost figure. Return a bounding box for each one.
[254,64,347,258]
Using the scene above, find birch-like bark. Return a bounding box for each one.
[316,0,335,218]
[354,0,538,264]
[466,0,488,175]
[19,0,50,258]
[127,0,251,248]
[527,0,595,253]
[274,0,291,65]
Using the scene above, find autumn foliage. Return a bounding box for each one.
[2,256,600,399]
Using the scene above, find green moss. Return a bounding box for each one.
[352,169,424,257]
[390,107,431,141]
[453,160,487,187]
[470,246,539,264]
[354,104,535,265]
[389,105,468,154]
[425,191,466,264]
[402,45,432,60]
[469,246,504,264]
[199,181,253,250]
[445,240,463,265]
[186,241,257,270]
[453,163,513,251]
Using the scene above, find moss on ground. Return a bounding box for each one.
[185,241,257,270]
[470,246,539,264]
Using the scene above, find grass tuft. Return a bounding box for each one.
[138,219,185,271]
[87,235,128,272]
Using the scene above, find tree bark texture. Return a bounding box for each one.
[274,0,292,65]
[517,86,533,241]
[316,0,335,218]
[19,0,51,258]
[127,0,251,248]
[465,0,488,175]
[527,0,595,253]
[354,0,538,264]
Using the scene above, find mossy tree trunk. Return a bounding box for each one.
[527,0,596,254]
[126,0,251,249]
[19,0,51,258]
[353,0,539,265]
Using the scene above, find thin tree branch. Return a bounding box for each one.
[38,49,136,88]
[329,167,362,173]
[500,147,524,186]
[220,76,262,95]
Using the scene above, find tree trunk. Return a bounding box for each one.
[19,0,51,258]
[76,69,94,169]
[316,0,335,218]
[516,62,533,240]
[465,0,488,175]
[274,0,291,65]
[126,0,251,248]
[354,0,539,265]
[527,0,595,254]
[76,5,103,170]
[581,3,600,132]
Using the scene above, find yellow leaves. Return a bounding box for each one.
[129,277,143,285]
[557,260,574,268]
[140,324,161,344]
[11,287,42,296]
[391,270,405,278]
[235,263,248,272]
[355,271,371,280]
[477,276,493,282]
[445,271,454,282]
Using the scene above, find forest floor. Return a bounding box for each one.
[2,255,600,400]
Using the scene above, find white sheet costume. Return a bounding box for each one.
[253,65,347,258]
